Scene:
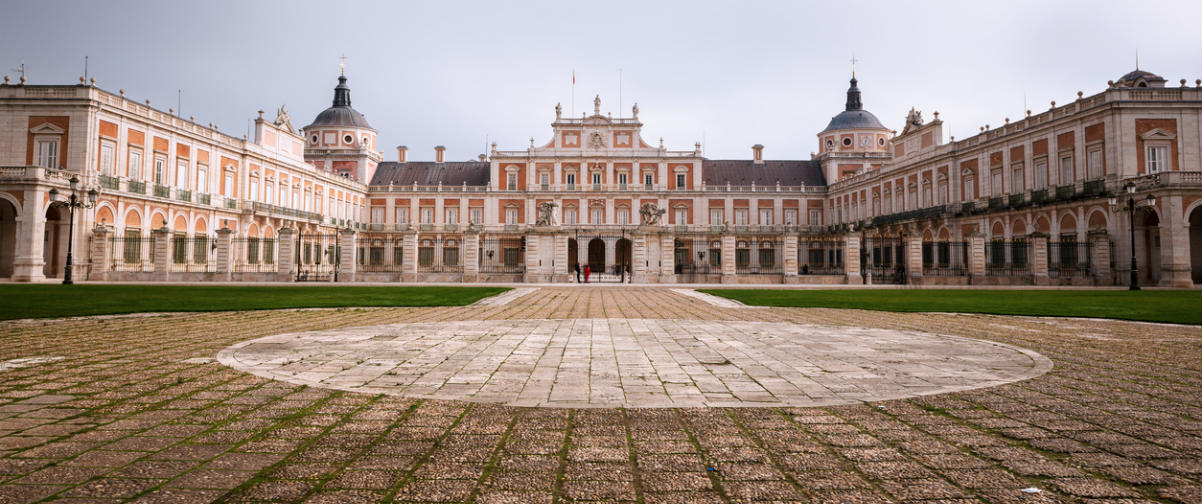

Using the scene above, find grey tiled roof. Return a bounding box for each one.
[701,159,826,187]
[370,161,491,186]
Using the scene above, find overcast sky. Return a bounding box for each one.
[3,1,1199,161]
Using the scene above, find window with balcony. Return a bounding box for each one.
[758,209,773,226]
[1087,148,1103,179]
[175,159,188,188]
[420,207,434,224]
[469,207,481,225]
[248,179,258,202]
[922,185,932,206]
[128,149,142,180]
[675,207,688,225]
[506,172,518,190]
[564,208,577,225]
[734,208,748,225]
[592,173,602,186]
[371,206,385,224]
[1011,164,1023,193]
[991,169,1003,196]
[1034,159,1047,189]
[197,165,207,195]
[36,140,59,169]
[963,178,975,202]
[224,173,235,199]
[539,172,550,190]
[565,173,576,188]
[710,208,724,225]
[505,207,519,225]
[445,207,459,224]
[644,173,653,188]
[1059,154,1074,185]
[396,207,410,225]
[617,173,628,189]
[616,207,630,225]
[809,209,820,226]
[99,142,114,175]
[154,156,166,184]
[589,208,603,224]
[1146,146,1167,173]
[675,173,686,189]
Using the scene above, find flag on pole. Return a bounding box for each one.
[572,70,575,85]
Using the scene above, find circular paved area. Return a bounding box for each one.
[218,319,1051,408]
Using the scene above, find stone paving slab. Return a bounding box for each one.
[0,286,1198,503]
[218,319,1051,408]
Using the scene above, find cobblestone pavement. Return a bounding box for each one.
[0,287,1198,503]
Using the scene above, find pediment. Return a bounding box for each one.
[1139,128,1176,141]
[29,123,65,135]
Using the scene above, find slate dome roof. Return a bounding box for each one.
[821,77,887,133]
[304,75,374,130]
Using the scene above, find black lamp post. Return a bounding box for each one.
[1110,182,1156,291]
[48,176,98,285]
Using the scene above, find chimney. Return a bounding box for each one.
[396,145,407,163]
[434,145,446,163]
[752,144,764,164]
[478,154,487,162]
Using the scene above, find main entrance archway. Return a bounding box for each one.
[587,238,605,273]
[0,199,17,278]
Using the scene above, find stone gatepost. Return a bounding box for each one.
[967,233,986,284]
[660,233,676,283]
[783,235,799,283]
[1089,230,1112,286]
[401,231,417,282]
[907,235,925,284]
[632,231,648,282]
[215,227,233,281]
[524,231,541,283]
[338,228,357,282]
[89,226,111,281]
[275,227,297,282]
[843,234,862,285]
[1029,233,1049,285]
[552,232,569,282]
[152,227,171,281]
[12,186,47,282]
[462,231,480,282]
[721,234,736,283]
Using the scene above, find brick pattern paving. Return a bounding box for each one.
[0,286,1196,503]
[218,319,1050,408]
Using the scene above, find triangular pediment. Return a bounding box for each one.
[1139,128,1176,141]
[29,123,65,135]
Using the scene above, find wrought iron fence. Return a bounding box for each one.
[109,234,155,272]
[234,237,278,272]
[862,236,906,283]
[799,239,844,275]
[417,236,464,273]
[985,239,1032,278]
[357,235,405,272]
[1048,241,1093,279]
[297,234,339,281]
[734,238,783,275]
[479,235,525,274]
[922,241,968,277]
[169,235,215,272]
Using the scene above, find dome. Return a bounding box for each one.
[304,75,374,130]
[821,77,887,133]
[1114,69,1166,88]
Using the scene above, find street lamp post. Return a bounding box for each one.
[1110,182,1157,291]
[48,176,99,285]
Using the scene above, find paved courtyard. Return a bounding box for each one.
[1,287,1199,503]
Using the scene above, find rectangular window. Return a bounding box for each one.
[809,209,820,226]
[196,164,207,194]
[675,208,688,225]
[963,179,975,202]
[1034,159,1048,189]
[123,229,141,263]
[248,179,258,202]
[675,173,686,189]
[396,207,409,224]
[420,207,434,224]
[734,208,748,225]
[469,207,482,225]
[758,209,773,225]
[444,246,459,267]
[616,207,630,225]
[590,208,603,224]
[225,173,235,198]
[506,207,519,225]
[592,173,602,185]
[539,172,550,190]
[371,206,385,224]
[1059,155,1073,185]
[564,208,577,225]
[991,169,1003,196]
[128,149,142,180]
[154,155,166,184]
[506,173,518,190]
[172,234,187,264]
[1087,149,1103,178]
[194,236,208,264]
[617,173,628,188]
[36,140,59,168]
[1011,164,1023,193]
[565,173,576,186]
[644,173,653,188]
[99,142,114,175]
[1147,146,1167,173]
[445,207,459,224]
[710,208,724,225]
[175,159,188,188]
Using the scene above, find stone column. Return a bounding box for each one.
[966,233,986,284]
[524,230,541,283]
[152,227,171,281]
[276,227,297,282]
[402,231,418,282]
[462,231,480,282]
[553,232,569,281]
[721,234,736,283]
[907,235,924,284]
[215,227,233,281]
[1030,233,1049,285]
[12,187,47,282]
[843,233,862,285]
[338,228,357,282]
[632,230,649,282]
[89,226,111,281]
[1088,230,1112,286]
[660,233,676,283]
[783,235,798,283]
[1156,194,1193,287]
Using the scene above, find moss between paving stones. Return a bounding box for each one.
[0,284,509,321]
[699,288,1201,325]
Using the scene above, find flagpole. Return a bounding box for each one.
[571,69,575,118]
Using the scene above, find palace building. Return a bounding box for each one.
[1,68,1199,286]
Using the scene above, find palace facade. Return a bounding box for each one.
[1,68,1199,286]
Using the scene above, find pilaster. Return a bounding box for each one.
[1030,233,1049,285]
[967,233,986,284]
[89,226,111,281]
[783,235,798,283]
[463,231,480,281]
[402,231,417,282]
[844,233,862,284]
[721,234,736,283]
[338,228,357,282]
[907,235,924,284]
[152,227,170,281]
[215,227,233,281]
[276,227,297,282]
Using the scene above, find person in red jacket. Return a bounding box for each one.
[583,265,591,284]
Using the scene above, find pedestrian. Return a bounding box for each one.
[573,262,581,283]
[583,264,590,283]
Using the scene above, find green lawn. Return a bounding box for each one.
[0,285,509,321]
[699,288,1202,325]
